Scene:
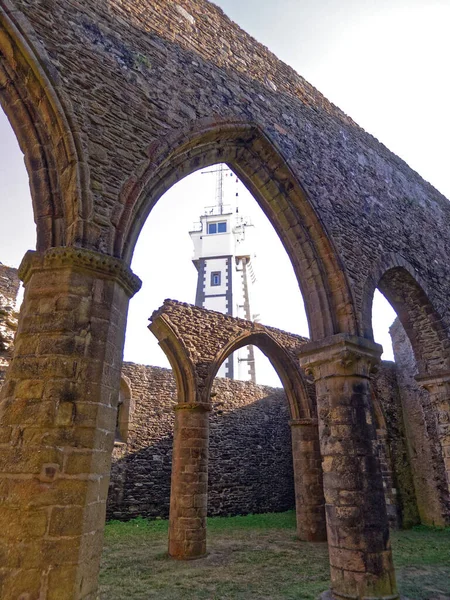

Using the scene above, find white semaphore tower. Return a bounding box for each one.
[189,166,258,381]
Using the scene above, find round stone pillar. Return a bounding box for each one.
[290,418,327,541]
[299,334,398,600]
[168,402,210,560]
[416,372,450,517]
[0,248,141,600]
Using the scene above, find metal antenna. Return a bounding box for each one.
[216,164,224,214]
[201,165,231,215]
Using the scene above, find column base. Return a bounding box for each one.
[319,591,402,600]
[169,552,208,561]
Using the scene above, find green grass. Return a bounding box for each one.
[391,526,450,599]
[100,512,450,600]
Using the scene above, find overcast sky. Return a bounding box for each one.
[1,0,449,385]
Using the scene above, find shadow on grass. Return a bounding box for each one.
[100,512,450,600]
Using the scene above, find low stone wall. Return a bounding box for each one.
[107,363,295,520]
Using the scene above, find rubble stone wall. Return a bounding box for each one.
[108,363,295,520]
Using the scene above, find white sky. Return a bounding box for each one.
[1,0,449,386]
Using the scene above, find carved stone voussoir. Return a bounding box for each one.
[298,334,382,381]
[18,247,142,297]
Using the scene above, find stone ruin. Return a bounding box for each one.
[1,1,450,598]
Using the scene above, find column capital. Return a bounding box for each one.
[298,334,382,381]
[18,247,142,297]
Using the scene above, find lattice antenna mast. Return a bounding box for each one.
[201,164,231,214]
[215,164,225,214]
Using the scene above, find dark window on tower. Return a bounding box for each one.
[208,221,227,234]
[211,271,221,286]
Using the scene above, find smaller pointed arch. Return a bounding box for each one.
[148,300,314,420]
[206,330,314,421]
[362,253,450,375]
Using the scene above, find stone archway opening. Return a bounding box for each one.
[4,1,450,598]
[206,331,326,544]
[207,351,296,518]
[123,160,310,375]
[149,300,327,558]
[366,265,450,527]
[116,120,358,341]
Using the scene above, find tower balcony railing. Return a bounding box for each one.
[202,204,233,216]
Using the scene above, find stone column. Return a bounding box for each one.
[290,418,327,541]
[299,334,398,600]
[416,372,450,514]
[168,402,210,559]
[0,248,140,600]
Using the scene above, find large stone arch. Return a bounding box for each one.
[115,117,358,341]
[6,0,450,594]
[0,0,91,250]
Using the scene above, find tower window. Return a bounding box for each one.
[208,221,227,234]
[211,271,221,286]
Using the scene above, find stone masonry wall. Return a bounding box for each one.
[107,363,294,520]
[7,0,450,341]
[372,361,419,528]
[390,318,450,525]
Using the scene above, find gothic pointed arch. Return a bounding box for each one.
[115,117,357,340]
[361,253,450,374]
[0,0,91,250]
[206,329,314,421]
[149,300,314,419]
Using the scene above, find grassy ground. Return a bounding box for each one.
[99,512,450,600]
